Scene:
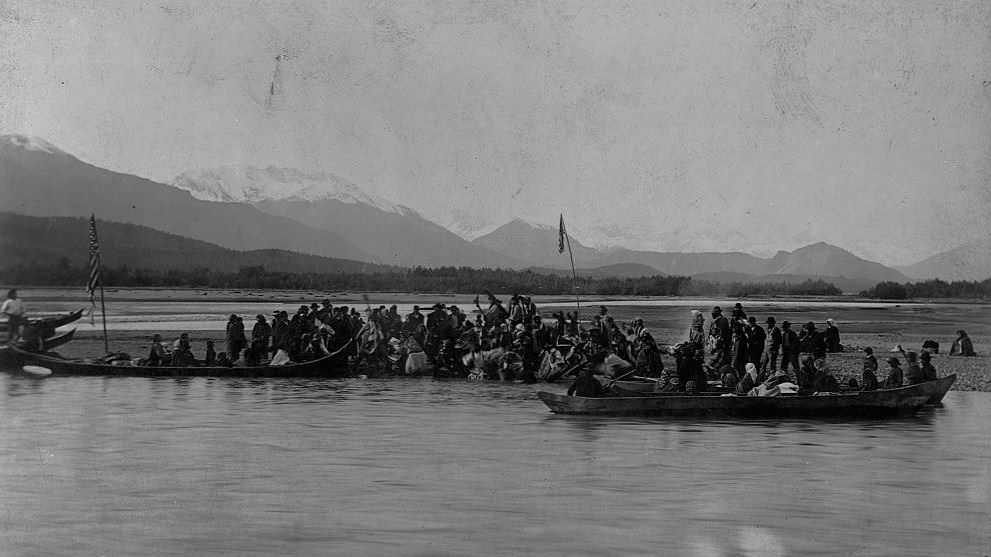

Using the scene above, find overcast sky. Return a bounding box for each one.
[1,1,988,265]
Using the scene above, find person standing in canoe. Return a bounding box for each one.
[705,306,731,371]
[226,314,247,362]
[252,315,271,359]
[761,316,782,379]
[779,321,800,378]
[746,316,765,368]
[920,351,938,382]
[861,347,879,390]
[2,289,25,342]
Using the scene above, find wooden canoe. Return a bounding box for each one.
[537,374,957,418]
[4,341,352,378]
[0,309,85,333]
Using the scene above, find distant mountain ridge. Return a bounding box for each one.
[472,220,910,290]
[894,240,991,281]
[0,212,395,274]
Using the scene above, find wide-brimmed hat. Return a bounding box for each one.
[431,303,446,310]
[712,306,722,313]
[765,316,776,324]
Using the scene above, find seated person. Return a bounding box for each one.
[735,363,759,395]
[814,367,840,393]
[171,334,197,367]
[146,334,169,366]
[567,365,606,398]
[903,350,924,385]
[204,340,217,366]
[949,330,976,357]
[796,355,818,394]
[719,365,738,390]
[882,357,903,389]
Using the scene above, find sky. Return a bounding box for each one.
[1,0,989,266]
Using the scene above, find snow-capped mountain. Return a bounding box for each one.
[172,165,412,215]
[171,165,527,268]
[438,209,503,241]
[2,134,65,155]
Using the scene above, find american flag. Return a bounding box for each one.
[558,214,566,254]
[87,214,101,306]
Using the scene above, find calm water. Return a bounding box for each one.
[0,374,988,556]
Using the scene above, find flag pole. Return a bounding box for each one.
[99,282,108,354]
[559,214,581,316]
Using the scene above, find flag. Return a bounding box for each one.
[87,215,101,322]
[558,214,566,254]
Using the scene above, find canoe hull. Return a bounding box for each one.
[4,343,351,378]
[538,374,956,418]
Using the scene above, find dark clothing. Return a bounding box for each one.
[781,329,800,372]
[950,335,976,357]
[735,373,758,395]
[635,347,664,378]
[226,320,247,361]
[904,362,925,386]
[882,366,903,389]
[799,328,826,359]
[861,370,879,391]
[824,325,842,353]
[567,367,605,397]
[863,354,878,375]
[921,362,937,382]
[747,324,766,366]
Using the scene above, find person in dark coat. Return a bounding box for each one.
[567,365,606,397]
[861,348,879,390]
[824,319,842,353]
[746,316,766,367]
[882,357,903,389]
[635,332,665,378]
[903,350,924,385]
[251,314,271,358]
[949,330,976,356]
[920,351,938,382]
[780,321,800,376]
[706,306,731,370]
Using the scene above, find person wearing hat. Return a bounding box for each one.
[745,316,765,371]
[903,350,925,385]
[706,306,731,370]
[824,318,842,353]
[920,351,937,382]
[226,315,247,362]
[882,356,903,389]
[861,348,879,391]
[252,314,272,358]
[404,305,424,332]
[779,320,800,376]
[493,322,513,351]
[761,316,782,378]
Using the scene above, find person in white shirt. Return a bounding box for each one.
[2,289,26,342]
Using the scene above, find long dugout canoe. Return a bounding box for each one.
[4,341,352,378]
[538,374,956,418]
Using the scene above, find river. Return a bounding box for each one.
[0,374,988,556]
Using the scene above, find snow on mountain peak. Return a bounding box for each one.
[170,165,412,215]
[2,134,65,155]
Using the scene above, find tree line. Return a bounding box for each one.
[859,279,991,300]
[0,259,863,298]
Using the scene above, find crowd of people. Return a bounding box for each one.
[128,295,946,398]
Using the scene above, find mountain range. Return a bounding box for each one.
[1,134,988,285]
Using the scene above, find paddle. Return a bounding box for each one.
[605,366,640,387]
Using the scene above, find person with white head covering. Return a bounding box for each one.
[824,318,843,353]
[736,362,760,395]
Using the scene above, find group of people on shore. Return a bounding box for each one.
[132,295,946,399]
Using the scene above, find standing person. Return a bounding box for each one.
[706,306,731,371]
[146,334,168,366]
[824,319,843,353]
[252,315,271,359]
[1,289,25,343]
[780,321,800,377]
[226,314,247,362]
[761,317,782,378]
[861,348,879,391]
[730,313,749,374]
[204,340,217,366]
[745,316,765,367]
[920,351,938,382]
